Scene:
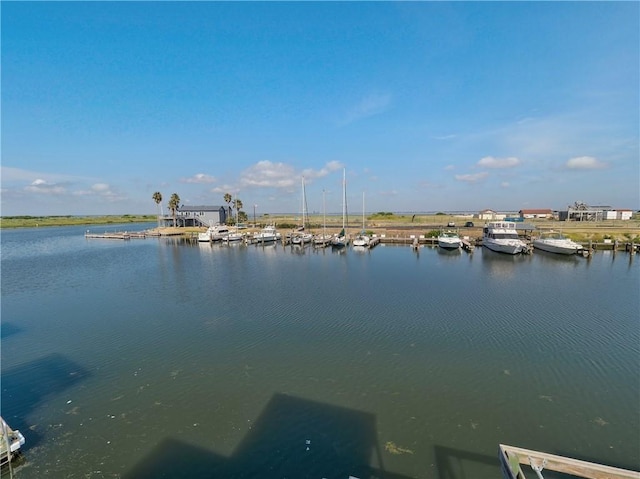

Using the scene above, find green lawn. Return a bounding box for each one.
[0,215,156,228]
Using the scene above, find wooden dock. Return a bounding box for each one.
[84,231,147,240]
[499,444,640,479]
[1,417,25,467]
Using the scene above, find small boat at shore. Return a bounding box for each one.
[253,225,279,243]
[437,229,462,250]
[198,224,230,242]
[532,231,583,255]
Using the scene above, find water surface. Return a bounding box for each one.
[1,225,638,478]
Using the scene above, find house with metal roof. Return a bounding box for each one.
[161,205,231,227]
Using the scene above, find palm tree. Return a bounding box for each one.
[152,192,163,227]
[168,193,180,227]
[233,198,244,225]
[223,193,232,224]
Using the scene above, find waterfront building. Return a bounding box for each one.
[161,205,231,227]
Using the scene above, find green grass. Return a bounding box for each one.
[0,215,156,229]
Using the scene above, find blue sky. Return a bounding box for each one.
[2,1,638,216]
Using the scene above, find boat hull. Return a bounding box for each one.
[533,239,582,255]
[352,236,370,247]
[438,238,462,249]
[483,240,525,255]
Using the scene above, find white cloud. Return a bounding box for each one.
[24,179,67,195]
[181,173,216,184]
[74,183,126,202]
[565,156,608,170]
[240,160,344,189]
[301,161,343,179]
[340,93,392,126]
[240,161,296,188]
[477,156,521,169]
[454,172,489,183]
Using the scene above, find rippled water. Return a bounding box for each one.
[1,225,639,478]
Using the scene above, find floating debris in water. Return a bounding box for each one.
[593,417,609,426]
[385,441,414,455]
[539,395,553,402]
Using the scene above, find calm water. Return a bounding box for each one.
[1,225,638,479]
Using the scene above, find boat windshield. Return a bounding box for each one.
[491,233,519,239]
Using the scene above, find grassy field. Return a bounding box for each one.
[0,215,156,229]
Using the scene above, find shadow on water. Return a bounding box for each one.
[124,392,414,479]
[433,445,498,479]
[0,353,89,450]
[0,322,23,339]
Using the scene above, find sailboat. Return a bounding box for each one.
[313,189,332,247]
[331,168,349,247]
[352,192,370,247]
[292,176,313,245]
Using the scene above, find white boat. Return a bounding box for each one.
[482,221,528,254]
[291,177,313,246]
[438,230,462,249]
[223,231,243,242]
[313,189,332,247]
[1,416,25,464]
[253,225,279,243]
[331,168,349,248]
[532,231,583,255]
[198,224,230,242]
[352,192,371,248]
[292,232,312,245]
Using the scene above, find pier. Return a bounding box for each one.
[499,444,639,479]
[85,231,147,240]
[1,417,25,469]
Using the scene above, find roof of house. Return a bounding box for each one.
[519,209,553,214]
[178,205,226,212]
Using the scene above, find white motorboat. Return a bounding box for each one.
[223,231,244,242]
[482,221,529,254]
[198,224,230,242]
[533,231,583,255]
[253,225,279,243]
[438,230,462,249]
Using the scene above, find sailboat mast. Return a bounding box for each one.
[342,168,346,230]
[362,191,365,231]
[301,176,308,229]
[322,189,326,237]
